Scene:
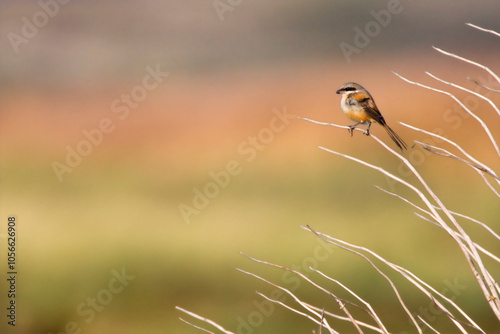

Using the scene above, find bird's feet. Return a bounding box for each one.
[363,128,370,136]
[347,125,355,137]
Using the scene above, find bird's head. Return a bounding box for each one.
[336,82,367,95]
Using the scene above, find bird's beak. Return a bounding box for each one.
[335,89,343,94]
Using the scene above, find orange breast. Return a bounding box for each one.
[344,108,374,124]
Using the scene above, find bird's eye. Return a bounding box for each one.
[343,86,356,91]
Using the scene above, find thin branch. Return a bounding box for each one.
[416,141,500,197]
[304,225,483,333]
[400,122,500,193]
[376,184,500,264]
[319,142,500,319]
[256,292,340,334]
[309,267,386,333]
[306,303,385,334]
[176,307,235,334]
[432,46,500,85]
[426,71,500,117]
[433,207,500,242]
[238,254,393,333]
[400,122,498,180]
[303,224,423,333]
[298,116,366,134]
[376,185,500,243]
[179,318,217,334]
[378,183,500,268]
[417,141,500,182]
[237,267,337,334]
[467,22,500,38]
[393,71,500,157]
[334,299,364,334]
[476,172,500,198]
[467,77,500,93]
[239,254,365,312]
[415,213,500,264]
[418,316,441,334]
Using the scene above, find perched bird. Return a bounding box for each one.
[336,82,407,151]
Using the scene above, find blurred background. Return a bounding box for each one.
[1,0,500,333]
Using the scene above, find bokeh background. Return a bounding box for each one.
[1,1,499,333]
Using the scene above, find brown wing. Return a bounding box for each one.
[352,91,386,125]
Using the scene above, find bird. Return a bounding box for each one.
[336,82,407,151]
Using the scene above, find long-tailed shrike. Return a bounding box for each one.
[336,82,407,151]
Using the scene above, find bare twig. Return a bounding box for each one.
[416,141,500,197]
[417,141,500,181]
[375,184,500,264]
[419,141,494,174]
[303,225,484,333]
[302,224,423,333]
[256,292,340,334]
[433,208,500,242]
[467,22,500,38]
[176,307,235,334]
[237,267,338,334]
[414,213,500,264]
[310,267,386,333]
[238,253,383,333]
[298,116,367,134]
[426,71,500,117]
[306,303,384,333]
[400,122,498,180]
[432,46,500,85]
[393,71,500,157]
[179,318,217,334]
[418,316,441,334]
[318,141,500,320]
[376,185,500,244]
[467,77,500,93]
[400,122,500,194]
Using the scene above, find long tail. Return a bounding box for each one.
[382,124,407,151]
